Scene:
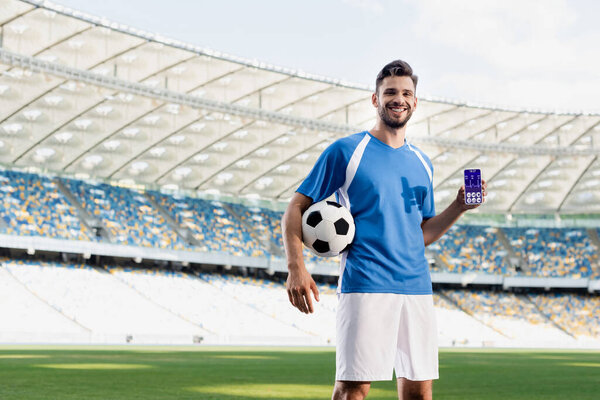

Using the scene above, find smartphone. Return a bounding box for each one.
[464,169,482,205]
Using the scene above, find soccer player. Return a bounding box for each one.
[281,60,486,400]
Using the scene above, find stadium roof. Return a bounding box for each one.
[1,0,600,214]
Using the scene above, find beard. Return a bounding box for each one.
[378,102,414,129]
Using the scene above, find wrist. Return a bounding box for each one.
[452,198,468,214]
[287,260,306,272]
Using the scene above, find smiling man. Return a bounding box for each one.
[282,60,486,400]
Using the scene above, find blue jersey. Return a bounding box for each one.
[297,131,435,294]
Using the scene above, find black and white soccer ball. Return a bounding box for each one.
[301,200,355,257]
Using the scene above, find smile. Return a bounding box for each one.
[388,106,408,114]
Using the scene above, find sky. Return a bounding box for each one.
[54,0,600,113]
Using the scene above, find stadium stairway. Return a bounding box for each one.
[0,212,8,231]
[585,229,600,276]
[144,193,201,247]
[222,203,282,257]
[438,290,510,339]
[520,293,575,339]
[585,228,600,249]
[54,179,110,242]
[428,250,451,271]
[496,228,524,273]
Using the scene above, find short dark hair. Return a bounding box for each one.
[375,60,418,94]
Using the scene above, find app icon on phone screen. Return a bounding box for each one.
[464,169,482,205]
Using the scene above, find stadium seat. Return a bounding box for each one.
[0,170,90,241]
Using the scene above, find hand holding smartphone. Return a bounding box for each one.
[464,169,482,205]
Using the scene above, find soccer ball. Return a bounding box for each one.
[302,200,355,257]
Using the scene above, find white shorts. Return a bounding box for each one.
[336,293,438,382]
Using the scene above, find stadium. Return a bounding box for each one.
[0,0,599,398]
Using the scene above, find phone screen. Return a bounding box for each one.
[464,169,482,205]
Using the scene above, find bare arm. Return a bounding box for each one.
[421,180,487,246]
[282,192,320,314]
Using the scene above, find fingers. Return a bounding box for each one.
[305,290,314,313]
[287,286,317,314]
[480,179,487,204]
[286,273,318,314]
[288,287,305,313]
[311,282,320,303]
[293,291,306,313]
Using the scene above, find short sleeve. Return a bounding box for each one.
[422,165,435,219]
[297,142,348,203]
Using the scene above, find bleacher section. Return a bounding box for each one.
[0,260,334,344]
[433,293,507,346]
[430,225,509,275]
[149,191,266,257]
[443,289,575,347]
[228,203,282,253]
[0,169,598,282]
[4,260,203,343]
[109,266,333,344]
[226,202,340,265]
[0,170,90,241]
[1,260,598,347]
[530,293,600,340]
[0,266,90,343]
[63,179,188,250]
[505,228,598,278]
[200,273,337,342]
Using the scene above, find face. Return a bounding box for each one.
[372,75,417,129]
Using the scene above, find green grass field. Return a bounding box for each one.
[1,346,599,399]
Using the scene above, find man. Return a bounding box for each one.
[282,60,486,400]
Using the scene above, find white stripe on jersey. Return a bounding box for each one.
[407,143,433,184]
[338,133,371,209]
[336,133,371,293]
